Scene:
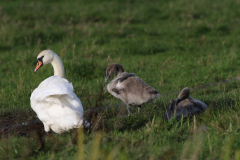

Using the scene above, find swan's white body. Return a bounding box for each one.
[30,50,87,134]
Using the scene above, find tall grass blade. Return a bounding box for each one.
[90,132,102,160]
[77,128,84,160]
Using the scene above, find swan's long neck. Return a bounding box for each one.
[51,54,65,78]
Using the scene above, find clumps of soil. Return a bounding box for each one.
[0,109,44,138]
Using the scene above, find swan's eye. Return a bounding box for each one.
[37,56,44,62]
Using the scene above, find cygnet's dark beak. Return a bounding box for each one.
[105,74,110,83]
[176,98,181,106]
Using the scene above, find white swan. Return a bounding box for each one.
[30,50,89,134]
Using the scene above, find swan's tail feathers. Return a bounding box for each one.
[83,118,91,129]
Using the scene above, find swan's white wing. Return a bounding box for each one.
[31,76,74,102]
[30,76,84,133]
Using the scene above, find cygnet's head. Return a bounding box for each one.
[176,87,190,105]
[34,50,55,72]
[105,63,124,82]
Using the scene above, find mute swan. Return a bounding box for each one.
[30,50,89,134]
[164,87,208,121]
[105,63,160,115]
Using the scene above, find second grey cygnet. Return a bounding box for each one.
[105,64,160,115]
[164,87,208,121]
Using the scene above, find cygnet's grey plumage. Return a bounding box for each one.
[105,64,160,115]
[164,87,208,121]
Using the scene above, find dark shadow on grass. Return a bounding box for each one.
[0,45,12,51]
[195,26,212,36]
[217,25,230,35]
[125,46,168,55]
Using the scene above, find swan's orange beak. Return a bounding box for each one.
[34,60,43,72]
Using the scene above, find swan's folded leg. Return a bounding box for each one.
[37,134,44,151]
[35,125,45,151]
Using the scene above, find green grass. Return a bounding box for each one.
[1,0,240,159]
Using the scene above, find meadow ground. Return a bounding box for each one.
[1,0,240,159]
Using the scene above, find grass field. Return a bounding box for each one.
[1,0,240,159]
